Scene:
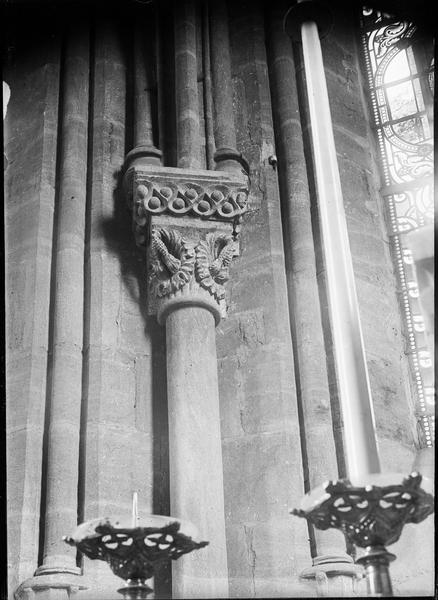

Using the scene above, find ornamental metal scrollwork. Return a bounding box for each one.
[374,21,410,57]
[64,517,208,590]
[291,473,434,549]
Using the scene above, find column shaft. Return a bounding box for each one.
[174,0,201,169]
[6,25,61,592]
[133,18,155,149]
[166,306,228,599]
[266,9,345,559]
[209,0,248,174]
[202,1,215,170]
[39,24,89,573]
[81,17,133,598]
[126,9,162,168]
[209,0,236,151]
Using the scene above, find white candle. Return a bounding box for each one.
[132,491,139,528]
[300,20,381,482]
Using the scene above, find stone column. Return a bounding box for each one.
[124,164,249,598]
[133,17,155,151]
[152,226,231,600]
[16,20,90,599]
[36,22,89,578]
[162,276,227,599]
[265,7,360,595]
[209,0,247,175]
[125,7,162,169]
[174,0,201,169]
[14,574,87,600]
[201,1,215,170]
[81,15,131,598]
[6,31,60,594]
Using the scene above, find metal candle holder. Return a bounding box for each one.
[64,514,208,599]
[291,472,434,596]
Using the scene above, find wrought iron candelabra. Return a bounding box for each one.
[291,472,434,596]
[64,513,208,599]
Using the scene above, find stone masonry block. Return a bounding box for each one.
[223,432,303,524]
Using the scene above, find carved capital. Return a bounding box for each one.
[149,227,196,299]
[148,226,237,323]
[124,164,249,323]
[125,164,249,246]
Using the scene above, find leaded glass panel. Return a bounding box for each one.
[361,6,434,447]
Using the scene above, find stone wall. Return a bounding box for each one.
[318,7,433,593]
[321,5,418,470]
[4,0,433,598]
[5,8,61,589]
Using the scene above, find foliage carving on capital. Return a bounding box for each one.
[149,228,195,298]
[148,228,237,310]
[195,233,236,303]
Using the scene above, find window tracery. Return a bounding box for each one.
[361,6,434,446]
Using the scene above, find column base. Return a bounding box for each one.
[124,145,162,169]
[300,554,363,597]
[213,147,249,175]
[34,566,82,577]
[14,573,89,600]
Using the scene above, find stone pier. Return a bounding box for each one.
[123,164,249,598]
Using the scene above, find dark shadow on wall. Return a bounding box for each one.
[99,161,171,598]
[78,2,171,594]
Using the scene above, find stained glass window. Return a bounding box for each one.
[361,7,434,447]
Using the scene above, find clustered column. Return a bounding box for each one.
[174,0,201,169]
[123,2,250,596]
[266,7,360,596]
[14,21,90,600]
[209,0,246,174]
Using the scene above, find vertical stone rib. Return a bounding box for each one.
[155,7,165,156]
[133,18,155,149]
[209,0,249,174]
[202,1,215,170]
[265,8,359,591]
[5,30,61,593]
[38,22,90,574]
[267,5,340,493]
[125,7,162,169]
[266,6,346,558]
[81,15,130,595]
[174,0,201,169]
[209,0,236,152]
